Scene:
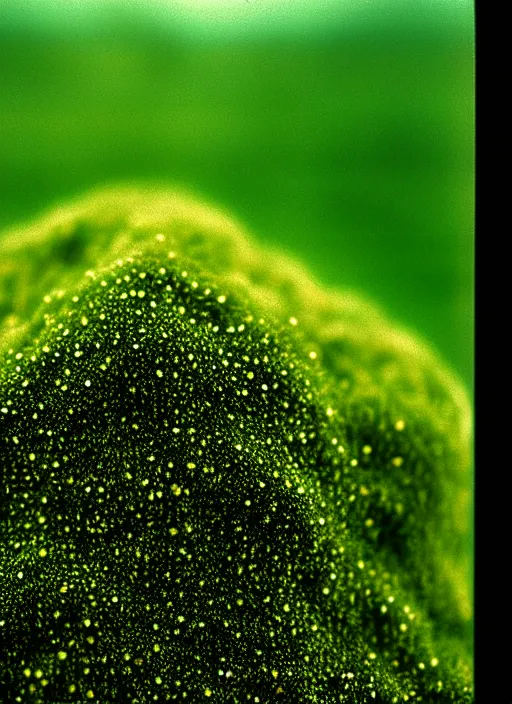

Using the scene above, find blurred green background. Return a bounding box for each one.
[0,0,474,394]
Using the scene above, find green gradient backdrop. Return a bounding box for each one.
[0,0,474,393]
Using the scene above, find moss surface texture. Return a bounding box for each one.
[0,188,472,703]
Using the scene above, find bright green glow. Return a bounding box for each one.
[1,0,474,39]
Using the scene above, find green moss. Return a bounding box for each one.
[0,187,472,702]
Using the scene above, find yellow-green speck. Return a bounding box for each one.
[0,187,472,702]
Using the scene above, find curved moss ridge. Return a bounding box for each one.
[0,187,472,703]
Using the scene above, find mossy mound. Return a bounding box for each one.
[0,187,472,703]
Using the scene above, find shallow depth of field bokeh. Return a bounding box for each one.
[0,0,474,393]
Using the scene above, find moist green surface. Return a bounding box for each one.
[0,190,472,702]
[0,19,474,391]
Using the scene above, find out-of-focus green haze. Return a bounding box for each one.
[0,0,474,392]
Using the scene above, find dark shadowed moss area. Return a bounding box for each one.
[0,189,472,703]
